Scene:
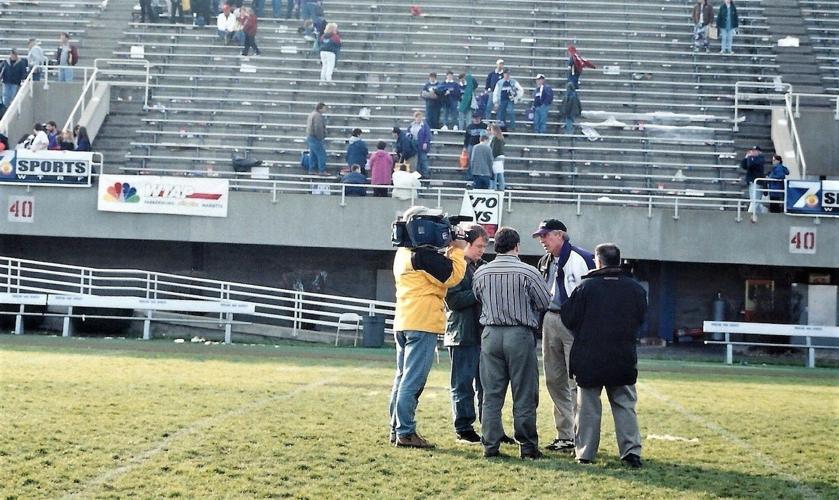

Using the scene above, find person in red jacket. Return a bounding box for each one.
[239,7,260,56]
[567,45,596,89]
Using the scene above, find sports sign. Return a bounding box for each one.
[0,150,96,186]
[785,180,839,217]
[460,189,503,237]
[97,174,229,217]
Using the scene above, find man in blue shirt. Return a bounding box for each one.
[421,72,443,130]
[532,74,554,134]
[341,164,367,196]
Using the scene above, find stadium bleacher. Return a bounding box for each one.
[802,0,839,93]
[82,0,783,204]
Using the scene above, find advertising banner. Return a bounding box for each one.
[0,150,95,186]
[460,189,503,237]
[97,174,229,217]
[785,179,839,217]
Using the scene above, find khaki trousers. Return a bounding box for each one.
[542,311,576,441]
[574,384,642,461]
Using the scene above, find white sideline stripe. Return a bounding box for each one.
[639,382,821,500]
[61,378,332,499]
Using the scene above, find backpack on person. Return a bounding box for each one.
[300,151,312,171]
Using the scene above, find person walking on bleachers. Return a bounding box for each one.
[341,164,367,197]
[392,126,417,172]
[441,71,461,131]
[484,59,505,120]
[26,39,47,82]
[567,45,595,89]
[532,74,554,134]
[488,124,506,191]
[492,70,524,131]
[368,140,393,197]
[0,50,27,108]
[766,155,789,214]
[463,113,487,173]
[409,111,432,179]
[306,102,328,175]
[740,145,765,223]
[692,0,714,52]
[469,133,493,189]
[421,73,443,130]
[716,0,739,55]
[457,73,478,131]
[345,128,368,169]
[170,0,185,23]
[239,7,261,56]
[557,83,582,135]
[318,23,341,83]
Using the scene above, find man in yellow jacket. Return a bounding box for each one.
[389,206,467,449]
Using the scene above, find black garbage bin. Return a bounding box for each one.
[362,315,385,348]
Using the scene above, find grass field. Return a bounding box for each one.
[1,335,837,499]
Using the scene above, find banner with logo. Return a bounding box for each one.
[98,174,229,217]
[785,180,839,217]
[459,189,503,237]
[0,150,95,186]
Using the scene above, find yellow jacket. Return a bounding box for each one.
[393,246,466,334]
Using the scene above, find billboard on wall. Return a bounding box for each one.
[97,174,229,217]
[0,150,95,186]
[786,180,839,217]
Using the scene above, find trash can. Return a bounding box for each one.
[362,315,385,348]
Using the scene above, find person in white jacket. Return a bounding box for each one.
[492,69,524,131]
[217,4,238,44]
[28,123,49,152]
[391,162,421,200]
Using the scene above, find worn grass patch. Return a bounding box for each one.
[1,336,837,499]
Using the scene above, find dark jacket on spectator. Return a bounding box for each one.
[557,84,582,121]
[240,12,258,36]
[463,121,487,147]
[442,79,461,107]
[766,162,789,199]
[341,171,367,196]
[319,32,342,57]
[444,258,486,347]
[560,266,647,388]
[740,153,765,185]
[0,58,28,85]
[345,136,368,167]
[458,73,477,113]
[485,68,504,92]
[410,121,432,153]
[533,83,554,107]
[692,2,714,25]
[716,2,739,29]
[306,110,327,139]
[394,128,416,161]
[76,136,91,151]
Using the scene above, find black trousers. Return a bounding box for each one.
[140,0,153,22]
[242,34,259,55]
[170,0,183,22]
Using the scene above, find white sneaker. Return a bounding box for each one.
[452,125,459,131]
[440,125,449,131]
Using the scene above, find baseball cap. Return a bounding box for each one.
[535,74,546,79]
[496,58,504,64]
[531,219,567,237]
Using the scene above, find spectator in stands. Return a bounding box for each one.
[532,74,554,134]
[766,154,789,214]
[484,59,505,120]
[0,134,7,152]
[489,124,505,191]
[457,73,478,131]
[532,218,595,454]
[300,0,322,21]
[170,0,185,23]
[409,111,432,179]
[139,0,153,22]
[392,126,417,171]
[252,0,264,17]
[28,123,49,152]
[59,129,75,150]
[463,114,487,174]
[75,126,91,151]
[391,162,421,200]
[469,133,493,189]
[193,0,213,26]
[492,70,524,131]
[306,102,328,175]
[368,140,393,197]
[557,83,582,135]
[318,23,341,83]
[46,121,60,150]
[1,50,27,107]
[567,45,595,89]
[217,4,237,44]
[716,0,739,55]
[55,33,78,82]
[441,71,461,131]
[740,145,765,223]
[560,243,646,468]
[239,7,260,56]
[26,39,47,82]
[692,0,714,53]
[345,128,368,169]
[444,223,489,445]
[341,164,367,196]
[421,72,442,130]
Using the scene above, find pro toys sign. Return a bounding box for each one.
[97,174,229,217]
[0,150,95,186]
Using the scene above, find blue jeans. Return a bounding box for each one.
[252,0,264,16]
[497,100,515,130]
[2,83,19,106]
[389,330,438,437]
[416,150,430,178]
[272,0,281,17]
[720,28,735,53]
[564,117,575,134]
[473,175,492,189]
[301,1,317,20]
[568,73,579,89]
[58,67,73,82]
[533,104,549,133]
[449,345,482,433]
[458,109,471,130]
[492,172,506,191]
[306,135,326,173]
[443,102,457,128]
[424,100,441,129]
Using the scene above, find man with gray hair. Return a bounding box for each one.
[26,39,46,81]
[472,227,551,459]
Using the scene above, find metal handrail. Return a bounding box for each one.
[0,65,36,136]
[783,93,809,178]
[733,81,793,131]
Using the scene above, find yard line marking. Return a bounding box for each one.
[61,378,333,499]
[639,382,821,500]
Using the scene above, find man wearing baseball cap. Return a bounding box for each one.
[483,59,505,119]
[532,219,594,452]
[532,74,554,134]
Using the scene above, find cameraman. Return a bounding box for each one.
[389,206,467,449]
